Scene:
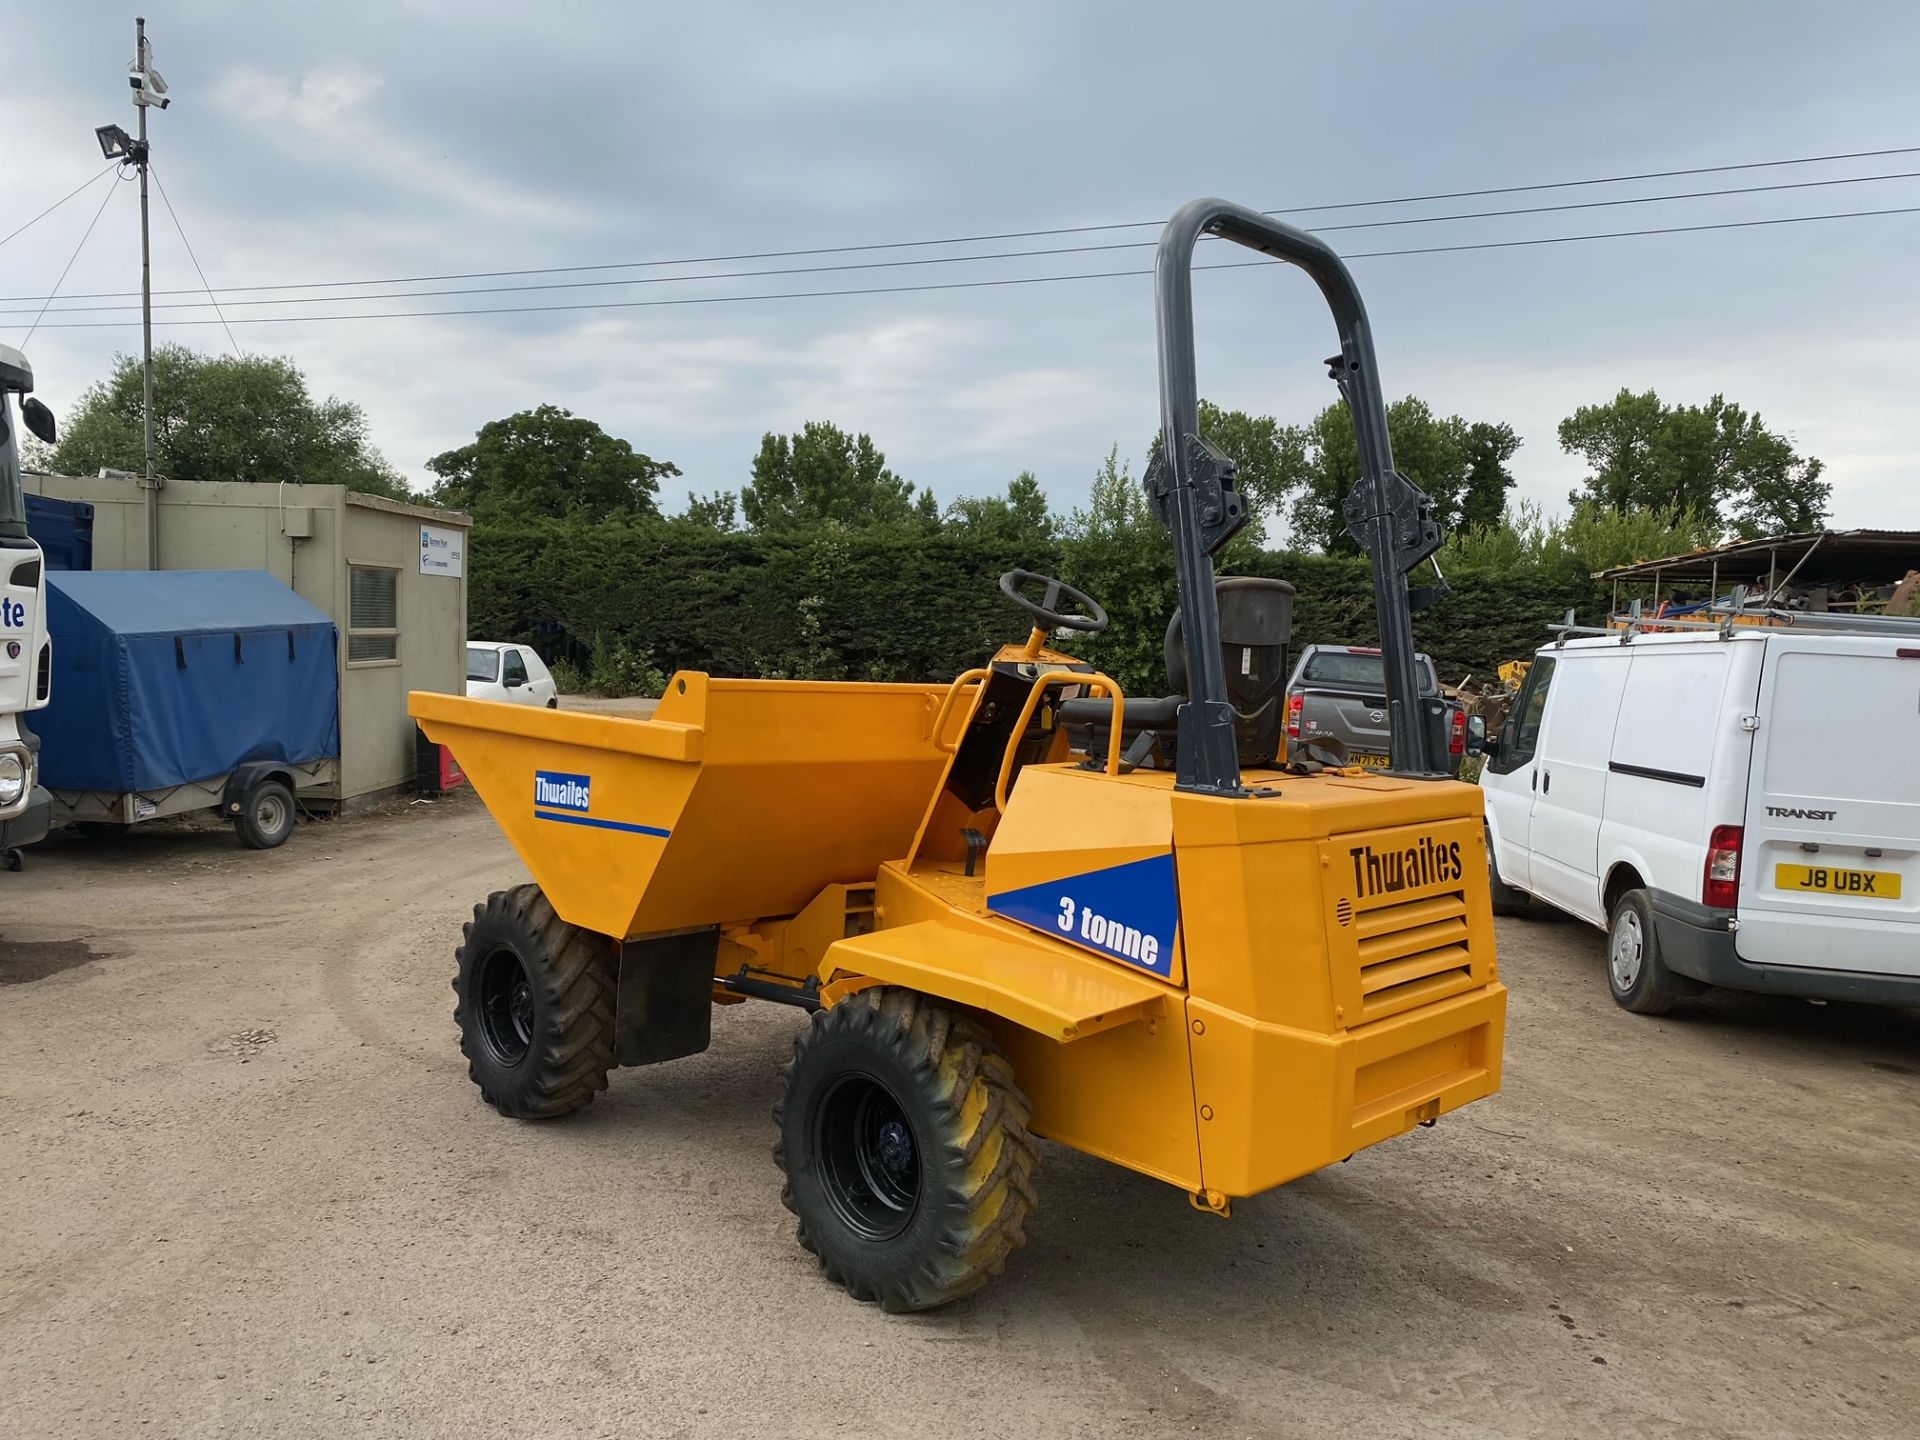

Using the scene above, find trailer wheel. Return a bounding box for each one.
[453,884,615,1118]
[1606,889,1696,1015]
[773,987,1038,1312]
[235,779,296,849]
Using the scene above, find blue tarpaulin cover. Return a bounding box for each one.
[39,570,339,793]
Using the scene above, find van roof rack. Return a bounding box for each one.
[1548,586,1920,646]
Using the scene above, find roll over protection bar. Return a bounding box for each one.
[1151,198,1444,792]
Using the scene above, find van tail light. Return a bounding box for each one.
[1449,707,1466,755]
[1703,825,1743,908]
[1286,692,1304,739]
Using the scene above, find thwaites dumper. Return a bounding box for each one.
[412,201,1508,1312]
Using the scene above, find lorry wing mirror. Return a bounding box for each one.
[21,396,55,444]
[1465,715,1491,757]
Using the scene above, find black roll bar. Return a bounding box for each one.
[1152,198,1442,792]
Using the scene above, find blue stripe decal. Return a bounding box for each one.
[532,808,671,838]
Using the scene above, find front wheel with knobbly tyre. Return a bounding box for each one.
[453,884,616,1118]
[235,778,296,849]
[774,987,1039,1312]
[1606,888,1700,1015]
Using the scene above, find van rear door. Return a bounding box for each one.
[1738,636,1920,974]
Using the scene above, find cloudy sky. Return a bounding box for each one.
[6,1,1920,536]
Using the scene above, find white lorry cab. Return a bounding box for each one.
[0,343,54,867]
[1474,610,1920,1014]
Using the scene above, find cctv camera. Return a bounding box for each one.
[129,61,169,109]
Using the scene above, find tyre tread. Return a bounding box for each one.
[773,986,1038,1312]
[453,884,616,1118]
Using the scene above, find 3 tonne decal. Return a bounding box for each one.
[988,853,1179,978]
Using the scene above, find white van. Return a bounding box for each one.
[1474,615,1920,1014]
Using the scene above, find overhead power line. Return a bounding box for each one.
[25,203,1920,331]
[19,175,123,346]
[4,143,1918,305]
[0,163,119,252]
[7,165,1920,317]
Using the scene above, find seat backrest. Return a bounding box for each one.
[1165,576,1297,765]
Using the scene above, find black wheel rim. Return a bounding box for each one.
[476,947,535,1066]
[815,1072,921,1242]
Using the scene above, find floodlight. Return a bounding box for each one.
[96,123,135,159]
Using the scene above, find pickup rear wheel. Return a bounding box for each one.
[453,884,616,1118]
[1606,889,1693,1015]
[774,987,1038,1312]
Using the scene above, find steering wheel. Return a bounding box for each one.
[998,569,1110,634]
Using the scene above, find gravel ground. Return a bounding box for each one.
[2,794,1916,1439]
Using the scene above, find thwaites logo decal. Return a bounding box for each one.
[531,769,670,838]
[1349,834,1464,900]
[534,769,591,813]
[988,852,1178,978]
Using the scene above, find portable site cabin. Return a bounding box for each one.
[25,473,469,809]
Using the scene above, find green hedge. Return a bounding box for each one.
[469,516,1604,694]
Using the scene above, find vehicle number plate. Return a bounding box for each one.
[1353,752,1391,769]
[1774,863,1902,900]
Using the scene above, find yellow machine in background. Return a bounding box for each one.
[412,199,1508,1312]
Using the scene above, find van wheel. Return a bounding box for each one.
[1485,827,1533,917]
[1606,890,1691,1015]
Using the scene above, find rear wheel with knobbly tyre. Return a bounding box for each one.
[454,884,616,1118]
[773,986,1039,1312]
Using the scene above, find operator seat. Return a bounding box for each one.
[1059,576,1295,770]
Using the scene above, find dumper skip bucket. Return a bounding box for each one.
[410,673,949,941]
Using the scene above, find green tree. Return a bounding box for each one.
[1285,397,1519,554]
[682,490,737,529]
[1193,400,1308,529]
[1440,497,1721,577]
[740,421,919,529]
[1056,447,1175,693]
[50,344,407,497]
[1557,388,1829,538]
[945,471,1055,545]
[426,404,674,523]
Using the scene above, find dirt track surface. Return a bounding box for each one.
[2,797,1916,1439]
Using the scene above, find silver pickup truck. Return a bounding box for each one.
[1283,643,1465,773]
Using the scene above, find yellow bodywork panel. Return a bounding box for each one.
[1169,771,1505,1195]
[411,673,946,939]
[983,766,1185,987]
[822,867,1169,1042]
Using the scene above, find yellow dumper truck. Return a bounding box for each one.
[412,199,1508,1311]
